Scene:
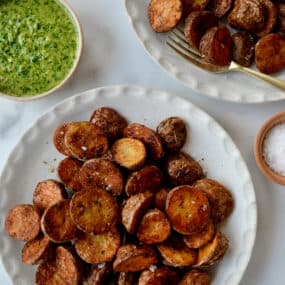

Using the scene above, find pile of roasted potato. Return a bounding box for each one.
[5,107,234,285]
[148,0,285,73]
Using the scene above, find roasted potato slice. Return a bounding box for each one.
[208,0,232,18]
[199,26,233,66]
[118,272,134,285]
[148,0,183,33]
[255,33,285,74]
[137,209,171,244]
[122,191,154,234]
[112,138,146,170]
[33,179,68,211]
[165,152,203,186]
[195,230,229,266]
[138,267,179,285]
[157,235,197,267]
[5,204,41,242]
[65,122,108,160]
[75,230,120,264]
[79,158,124,196]
[113,244,158,272]
[41,200,77,243]
[178,269,211,285]
[156,117,187,152]
[166,185,210,235]
[184,221,215,249]
[193,178,234,224]
[123,124,163,161]
[125,165,163,196]
[70,189,119,234]
[53,123,72,156]
[57,158,83,192]
[155,188,168,211]
[83,263,112,285]
[56,246,82,285]
[22,234,53,265]
[182,0,210,16]
[184,11,218,50]
[90,107,127,141]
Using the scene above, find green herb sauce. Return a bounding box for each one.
[0,0,78,96]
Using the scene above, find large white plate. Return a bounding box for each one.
[125,0,285,103]
[0,86,257,284]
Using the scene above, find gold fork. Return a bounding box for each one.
[167,28,285,91]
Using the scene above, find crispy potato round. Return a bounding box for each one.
[79,158,124,196]
[5,204,41,242]
[70,189,119,234]
[57,158,83,192]
[178,269,211,285]
[33,179,68,211]
[184,221,215,249]
[193,178,233,224]
[75,230,120,264]
[90,107,128,141]
[165,152,203,186]
[157,235,197,267]
[148,0,183,33]
[113,244,158,272]
[56,246,81,285]
[155,188,168,211]
[208,0,232,18]
[53,123,72,156]
[182,0,210,16]
[166,185,210,235]
[125,165,163,196]
[22,235,52,265]
[138,267,179,285]
[122,191,154,234]
[184,11,218,50]
[41,200,76,243]
[137,209,171,244]
[255,33,285,74]
[83,263,112,285]
[65,122,108,160]
[123,124,163,161]
[112,138,147,170]
[195,230,229,266]
[118,272,134,285]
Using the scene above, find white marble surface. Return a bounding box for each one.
[0,1,285,284]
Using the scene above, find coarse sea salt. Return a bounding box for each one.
[263,123,285,176]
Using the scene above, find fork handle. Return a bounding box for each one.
[234,64,285,91]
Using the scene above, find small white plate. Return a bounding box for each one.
[0,85,257,284]
[125,0,285,103]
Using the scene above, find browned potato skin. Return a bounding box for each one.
[184,221,215,249]
[70,189,119,234]
[157,235,197,267]
[195,230,229,266]
[79,158,124,196]
[199,26,233,66]
[255,33,285,74]
[22,235,52,265]
[232,32,255,67]
[123,124,163,161]
[5,204,41,242]
[118,272,134,285]
[227,0,266,32]
[148,0,183,33]
[90,107,127,141]
[208,0,232,18]
[137,209,171,244]
[165,152,203,186]
[41,200,77,243]
[125,165,163,196]
[75,230,120,264]
[113,244,158,272]
[182,0,210,16]
[53,123,72,156]
[83,263,112,285]
[155,188,168,211]
[193,178,233,224]
[57,158,83,192]
[122,192,154,234]
[112,138,146,170]
[166,185,210,235]
[138,267,179,285]
[178,269,211,285]
[65,122,108,160]
[184,11,218,50]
